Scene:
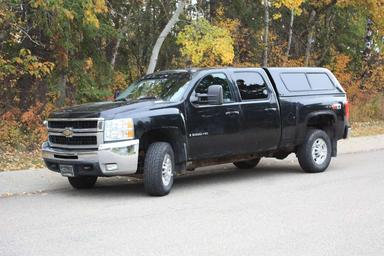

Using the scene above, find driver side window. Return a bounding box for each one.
[194,73,235,104]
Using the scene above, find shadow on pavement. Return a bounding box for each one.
[58,161,303,198]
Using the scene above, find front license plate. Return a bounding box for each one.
[59,165,74,177]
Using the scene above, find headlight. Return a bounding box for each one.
[104,118,134,142]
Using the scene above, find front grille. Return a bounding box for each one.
[49,135,97,146]
[48,120,98,129]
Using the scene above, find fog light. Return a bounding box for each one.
[106,163,118,171]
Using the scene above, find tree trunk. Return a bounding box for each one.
[57,71,67,107]
[110,37,121,70]
[286,8,294,58]
[209,0,217,21]
[146,0,186,75]
[304,10,316,66]
[262,0,269,67]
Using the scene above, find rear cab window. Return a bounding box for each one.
[232,72,269,100]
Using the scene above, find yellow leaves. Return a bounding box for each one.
[63,9,75,20]
[337,0,384,29]
[274,0,304,15]
[84,57,94,71]
[30,0,107,29]
[176,18,234,67]
[84,9,100,28]
[4,48,56,79]
[84,0,108,28]
[27,61,55,79]
[30,0,47,8]
[273,13,282,20]
[19,48,31,56]
[94,0,108,13]
[14,57,23,64]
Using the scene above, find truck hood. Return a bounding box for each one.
[49,100,171,119]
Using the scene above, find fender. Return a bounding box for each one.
[297,110,337,144]
[131,107,188,166]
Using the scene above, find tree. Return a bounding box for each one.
[279,0,304,57]
[30,0,109,105]
[146,0,187,74]
[304,0,337,66]
[262,0,270,66]
[176,18,234,67]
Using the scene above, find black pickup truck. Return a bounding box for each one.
[42,67,350,196]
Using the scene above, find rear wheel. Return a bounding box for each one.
[297,129,332,173]
[233,157,261,169]
[68,176,97,189]
[144,142,175,196]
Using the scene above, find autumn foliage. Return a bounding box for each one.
[0,0,383,170]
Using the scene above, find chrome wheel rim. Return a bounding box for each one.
[312,138,328,165]
[161,153,173,186]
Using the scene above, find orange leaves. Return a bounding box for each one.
[0,101,53,153]
[112,71,128,92]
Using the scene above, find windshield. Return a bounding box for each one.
[115,72,191,102]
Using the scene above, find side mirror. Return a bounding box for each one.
[195,85,224,105]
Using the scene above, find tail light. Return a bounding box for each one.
[344,100,350,121]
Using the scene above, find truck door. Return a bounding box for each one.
[229,70,281,153]
[186,72,242,160]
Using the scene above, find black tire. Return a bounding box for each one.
[68,176,97,189]
[297,129,332,173]
[233,157,261,169]
[144,142,175,196]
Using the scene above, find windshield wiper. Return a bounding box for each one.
[115,95,158,102]
[138,96,158,100]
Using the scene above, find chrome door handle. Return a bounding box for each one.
[264,107,277,111]
[225,110,240,116]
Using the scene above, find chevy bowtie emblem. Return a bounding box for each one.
[62,128,74,138]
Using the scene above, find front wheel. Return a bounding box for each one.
[297,129,332,173]
[143,142,175,196]
[233,157,261,169]
[68,176,97,189]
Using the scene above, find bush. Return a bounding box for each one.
[0,102,53,151]
[350,94,384,122]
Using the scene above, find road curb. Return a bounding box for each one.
[338,134,384,155]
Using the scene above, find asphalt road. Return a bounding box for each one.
[1,146,384,255]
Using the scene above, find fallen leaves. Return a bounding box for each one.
[0,147,44,172]
[351,121,384,137]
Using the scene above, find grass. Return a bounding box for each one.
[1,121,383,172]
[351,121,384,137]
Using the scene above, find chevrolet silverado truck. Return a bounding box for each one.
[42,67,350,196]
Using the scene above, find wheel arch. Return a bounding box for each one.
[300,110,338,156]
[138,127,187,173]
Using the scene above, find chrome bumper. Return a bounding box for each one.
[42,140,139,176]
